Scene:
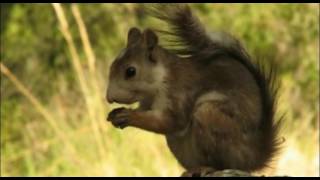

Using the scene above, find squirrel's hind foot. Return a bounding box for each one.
[181,167,252,177]
[180,167,216,177]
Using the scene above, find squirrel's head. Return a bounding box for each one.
[106,27,167,105]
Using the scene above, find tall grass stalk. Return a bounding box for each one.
[52,3,107,164]
[70,4,107,136]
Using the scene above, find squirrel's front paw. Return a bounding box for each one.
[107,107,132,129]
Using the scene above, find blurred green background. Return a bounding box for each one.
[0,3,319,177]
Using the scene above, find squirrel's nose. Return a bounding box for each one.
[106,93,114,104]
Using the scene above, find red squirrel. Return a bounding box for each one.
[106,4,282,177]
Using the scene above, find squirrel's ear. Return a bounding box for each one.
[127,27,142,47]
[143,29,158,50]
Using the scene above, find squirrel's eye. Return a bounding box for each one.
[125,66,136,79]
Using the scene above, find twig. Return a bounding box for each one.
[71,4,106,134]
[71,4,96,74]
[0,63,78,160]
[52,3,107,161]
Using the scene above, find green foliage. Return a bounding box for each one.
[1,3,319,176]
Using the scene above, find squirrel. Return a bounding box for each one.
[106,4,282,177]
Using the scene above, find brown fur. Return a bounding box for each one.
[106,4,282,175]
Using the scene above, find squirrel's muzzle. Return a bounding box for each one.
[106,83,115,104]
[106,83,136,105]
[106,93,114,104]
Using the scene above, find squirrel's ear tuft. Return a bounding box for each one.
[127,27,142,46]
[143,29,158,50]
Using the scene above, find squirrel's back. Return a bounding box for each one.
[148,4,282,171]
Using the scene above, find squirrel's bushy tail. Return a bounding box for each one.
[148,4,282,170]
[147,4,215,57]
